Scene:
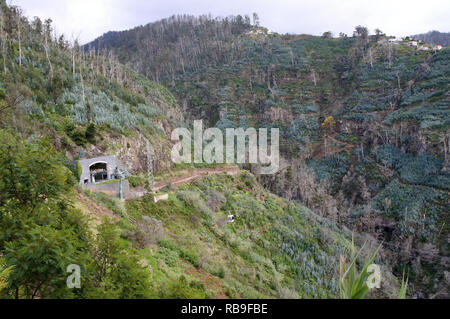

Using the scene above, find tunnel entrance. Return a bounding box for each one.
[89,162,108,183]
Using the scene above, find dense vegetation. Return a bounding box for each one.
[0,131,152,298]
[93,171,400,298]
[0,0,175,298]
[87,14,256,83]
[90,16,450,298]
[0,1,392,299]
[0,0,448,298]
[411,30,450,47]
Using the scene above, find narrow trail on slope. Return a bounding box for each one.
[78,166,241,229]
[151,166,240,192]
[85,166,241,200]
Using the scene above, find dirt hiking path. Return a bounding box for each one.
[151,166,240,192]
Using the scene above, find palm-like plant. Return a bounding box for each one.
[339,238,382,299]
[397,271,409,299]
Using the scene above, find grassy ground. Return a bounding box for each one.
[78,170,398,299]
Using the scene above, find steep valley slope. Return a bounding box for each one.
[87,16,450,298]
[0,2,447,298]
[0,2,400,299]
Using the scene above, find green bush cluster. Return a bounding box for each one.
[0,131,150,298]
[372,179,441,239]
[375,145,449,190]
[127,175,146,188]
[160,239,200,268]
[308,154,350,187]
[384,101,450,129]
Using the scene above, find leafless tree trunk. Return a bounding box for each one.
[71,36,78,77]
[312,69,317,86]
[72,49,76,76]
[385,42,396,69]
[44,31,53,80]
[96,41,100,74]
[440,133,449,169]
[80,69,86,107]
[289,48,295,66]
[16,8,22,68]
[1,33,6,76]
[0,6,7,77]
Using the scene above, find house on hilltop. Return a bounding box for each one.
[388,37,402,44]
[246,28,270,36]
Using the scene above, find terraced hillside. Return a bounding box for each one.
[89,19,449,297]
[0,2,399,299]
[91,171,399,298]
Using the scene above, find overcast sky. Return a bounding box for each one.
[11,0,450,44]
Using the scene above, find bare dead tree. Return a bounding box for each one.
[440,133,449,169]
[16,6,22,68]
[0,4,7,78]
[70,33,81,77]
[43,18,53,80]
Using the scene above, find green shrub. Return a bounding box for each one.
[159,246,180,267]
[85,123,96,144]
[160,239,200,267]
[127,175,145,188]
[160,275,207,299]
[210,266,226,279]
[308,154,350,191]
[177,190,213,218]
[339,239,381,299]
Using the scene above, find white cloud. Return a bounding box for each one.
[11,0,450,44]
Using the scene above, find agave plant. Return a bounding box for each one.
[397,271,409,299]
[339,237,382,299]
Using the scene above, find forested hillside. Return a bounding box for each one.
[411,31,450,46]
[88,17,450,298]
[0,1,402,299]
[86,14,255,83]
[0,0,183,298]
